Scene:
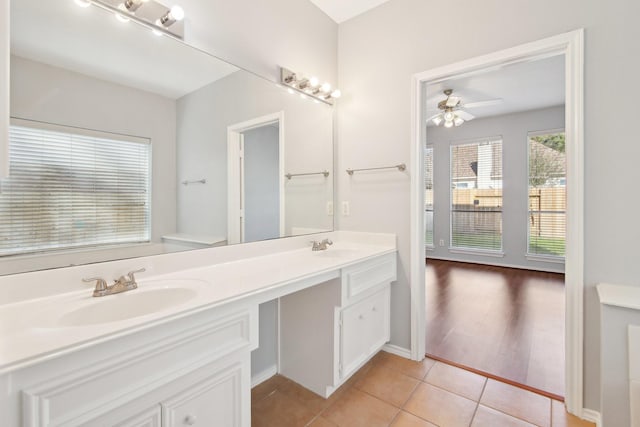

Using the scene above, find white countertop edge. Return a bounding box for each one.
[0,241,396,374]
[597,283,640,311]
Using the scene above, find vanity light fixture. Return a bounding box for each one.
[74,0,186,39]
[280,67,341,105]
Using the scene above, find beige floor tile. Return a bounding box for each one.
[390,411,438,427]
[251,388,317,427]
[471,405,537,426]
[425,361,487,401]
[403,383,477,427]
[374,351,436,380]
[322,387,399,427]
[480,379,551,427]
[355,364,420,407]
[308,416,337,426]
[277,377,330,414]
[551,400,596,427]
[251,374,285,402]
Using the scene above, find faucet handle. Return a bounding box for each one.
[127,268,146,282]
[82,277,108,291]
[323,239,333,245]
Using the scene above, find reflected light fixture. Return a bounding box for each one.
[75,0,186,39]
[431,108,466,128]
[280,67,341,105]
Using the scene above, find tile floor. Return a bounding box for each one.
[251,351,594,427]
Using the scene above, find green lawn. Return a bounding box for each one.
[424,232,565,257]
[528,236,565,257]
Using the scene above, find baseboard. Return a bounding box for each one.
[382,344,412,359]
[251,364,278,388]
[581,408,601,427]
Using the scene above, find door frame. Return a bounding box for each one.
[410,30,584,415]
[227,112,285,244]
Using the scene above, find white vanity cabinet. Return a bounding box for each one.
[279,252,396,397]
[2,303,257,427]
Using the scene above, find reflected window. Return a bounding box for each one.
[425,146,434,247]
[0,120,151,256]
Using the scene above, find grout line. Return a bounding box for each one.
[469,378,489,427]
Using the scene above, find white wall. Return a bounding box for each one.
[5,55,177,273]
[427,106,565,272]
[337,0,640,412]
[176,71,333,238]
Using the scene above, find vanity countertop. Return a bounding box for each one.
[0,233,396,375]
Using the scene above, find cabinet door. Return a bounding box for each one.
[162,362,244,427]
[340,286,390,379]
[113,406,162,427]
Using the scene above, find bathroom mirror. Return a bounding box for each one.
[1,0,334,275]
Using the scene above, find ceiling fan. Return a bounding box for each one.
[428,89,502,128]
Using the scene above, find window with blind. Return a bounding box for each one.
[424,146,434,247]
[450,138,503,251]
[0,120,151,257]
[528,130,566,258]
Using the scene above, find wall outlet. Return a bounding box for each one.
[341,201,350,216]
[326,201,334,215]
[439,239,445,247]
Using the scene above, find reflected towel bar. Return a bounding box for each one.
[182,179,206,185]
[285,171,330,180]
[346,163,406,175]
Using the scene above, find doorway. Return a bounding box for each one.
[410,30,584,415]
[227,112,285,244]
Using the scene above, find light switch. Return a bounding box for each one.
[341,201,350,216]
[326,201,334,215]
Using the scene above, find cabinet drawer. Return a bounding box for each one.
[340,286,390,379]
[341,253,396,305]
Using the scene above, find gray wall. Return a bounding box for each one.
[336,0,640,412]
[427,106,565,273]
[251,301,279,379]
[244,125,280,243]
[176,70,333,238]
[8,55,177,266]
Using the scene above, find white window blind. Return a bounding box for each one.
[425,146,434,247]
[450,138,503,251]
[0,120,151,256]
[528,130,566,257]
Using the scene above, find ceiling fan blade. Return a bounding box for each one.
[446,96,461,107]
[455,110,475,121]
[463,98,503,109]
[426,112,443,122]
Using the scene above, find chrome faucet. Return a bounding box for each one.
[83,268,146,297]
[311,238,333,251]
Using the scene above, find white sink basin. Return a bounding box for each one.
[57,279,206,327]
[312,248,359,258]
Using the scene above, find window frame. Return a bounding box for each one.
[424,145,434,249]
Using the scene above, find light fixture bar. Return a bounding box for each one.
[280,67,340,105]
[79,0,185,39]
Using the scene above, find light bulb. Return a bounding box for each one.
[454,117,464,126]
[309,76,319,87]
[170,5,185,21]
[75,0,91,7]
[432,116,443,126]
[115,4,130,22]
[443,111,454,122]
[444,120,453,128]
[321,82,331,93]
[330,89,341,99]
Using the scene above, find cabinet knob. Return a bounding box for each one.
[372,306,377,312]
[184,414,197,425]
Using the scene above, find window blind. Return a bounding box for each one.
[0,121,151,256]
[424,146,434,247]
[528,131,566,257]
[450,138,503,251]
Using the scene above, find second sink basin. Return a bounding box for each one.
[57,279,206,327]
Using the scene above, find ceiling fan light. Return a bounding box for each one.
[443,111,455,122]
[454,117,464,126]
[432,116,443,126]
[444,120,453,128]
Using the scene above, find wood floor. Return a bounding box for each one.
[425,259,565,399]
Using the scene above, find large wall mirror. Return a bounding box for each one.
[1,0,334,275]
